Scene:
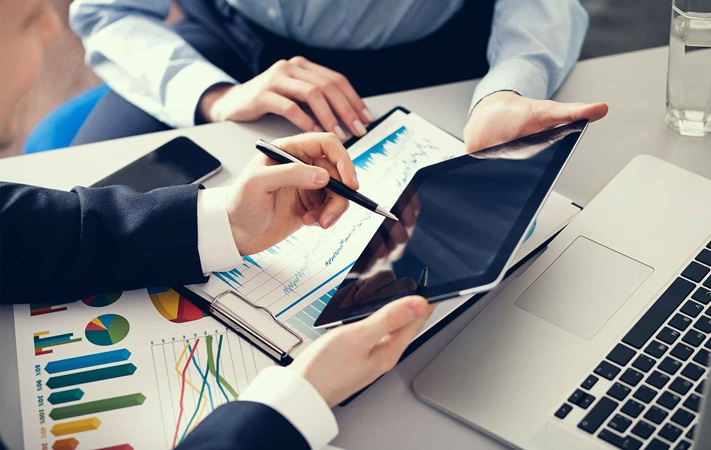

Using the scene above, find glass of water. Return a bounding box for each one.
[666,0,711,137]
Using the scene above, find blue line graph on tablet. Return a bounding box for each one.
[210,122,459,341]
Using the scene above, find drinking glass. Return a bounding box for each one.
[665,0,711,137]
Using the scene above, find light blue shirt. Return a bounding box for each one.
[70,0,589,128]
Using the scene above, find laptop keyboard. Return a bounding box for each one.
[554,240,711,450]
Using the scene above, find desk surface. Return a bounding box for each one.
[1,46,709,450]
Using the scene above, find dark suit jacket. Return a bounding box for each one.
[0,182,310,450]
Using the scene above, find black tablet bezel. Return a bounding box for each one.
[314,119,588,328]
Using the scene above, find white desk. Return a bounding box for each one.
[1,46,709,450]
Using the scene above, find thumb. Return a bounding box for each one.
[250,164,330,193]
[352,296,430,344]
[536,101,609,126]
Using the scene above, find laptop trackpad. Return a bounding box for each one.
[514,237,653,340]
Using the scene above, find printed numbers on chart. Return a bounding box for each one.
[37,395,44,407]
[41,443,48,450]
[36,379,43,392]
[34,364,41,376]
[38,408,45,425]
[40,427,47,439]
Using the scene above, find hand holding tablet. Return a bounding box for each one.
[314,120,589,329]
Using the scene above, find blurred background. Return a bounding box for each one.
[0,0,672,158]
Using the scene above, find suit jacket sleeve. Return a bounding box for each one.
[0,182,208,304]
[175,401,310,450]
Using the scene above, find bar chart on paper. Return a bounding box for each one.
[206,116,465,342]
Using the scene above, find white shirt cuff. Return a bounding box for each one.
[470,58,549,114]
[164,60,237,127]
[196,187,242,274]
[240,366,339,450]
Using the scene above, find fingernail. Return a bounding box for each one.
[333,125,347,141]
[409,297,428,316]
[313,125,324,132]
[305,214,318,226]
[353,120,367,136]
[313,169,328,185]
[362,108,375,123]
[322,215,336,228]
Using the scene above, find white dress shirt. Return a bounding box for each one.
[197,187,337,449]
[69,0,589,128]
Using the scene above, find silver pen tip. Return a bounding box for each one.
[375,206,398,221]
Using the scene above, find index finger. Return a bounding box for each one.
[271,133,358,189]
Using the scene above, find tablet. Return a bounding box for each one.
[314,120,589,328]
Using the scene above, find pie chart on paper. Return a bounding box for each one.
[85,314,130,346]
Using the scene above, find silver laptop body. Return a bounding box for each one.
[414,155,711,449]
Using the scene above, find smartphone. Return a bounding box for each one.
[92,136,222,192]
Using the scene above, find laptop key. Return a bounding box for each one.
[581,374,598,390]
[697,249,711,266]
[632,354,656,372]
[577,396,618,433]
[680,300,704,318]
[646,438,670,450]
[680,362,705,381]
[683,393,701,412]
[695,379,705,393]
[693,316,711,333]
[657,327,681,345]
[620,368,644,387]
[686,425,695,440]
[705,275,711,289]
[674,441,691,450]
[656,391,681,409]
[597,429,642,450]
[670,343,694,361]
[646,371,670,389]
[621,399,645,418]
[659,423,683,443]
[633,385,657,403]
[682,330,706,347]
[644,341,669,358]
[669,314,693,332]
[630,420,656,439]
[659,357,683,375]
[622,278,694,349]
[608,414,632,433]
[670,409,695,427]
[669,378,693,395]
[554,403,573,419]
[693,287,711,305]
[595,360,621,380]
[643,405,668,424]
[607,343,636,366]
[681,261,710,282]
[607,382,631,401]
[693,348,710,366]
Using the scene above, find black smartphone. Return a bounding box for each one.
[92,136,222,192]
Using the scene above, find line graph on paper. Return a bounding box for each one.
[209,122,462,341]
[150,329,274,448]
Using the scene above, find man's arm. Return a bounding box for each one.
[471,0,589,110]
[0,182,208,303]
[69,0,236,128]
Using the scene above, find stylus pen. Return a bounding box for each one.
[255,139,398,221]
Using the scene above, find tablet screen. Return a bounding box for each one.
[314,120,588,328]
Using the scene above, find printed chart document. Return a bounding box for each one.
[11,109,581,449]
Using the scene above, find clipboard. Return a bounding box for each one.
[175,106,582,367]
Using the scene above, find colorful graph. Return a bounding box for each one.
[82,292,122,308]
[148,287,207,323]
[49,393,145,420]
[34,330,82,356]
[85,315,130,346]
[285,289,333,340]
[30,300,77,317]
[150,329,272,448]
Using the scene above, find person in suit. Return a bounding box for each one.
[69,0,608,152]
[0,2,432,449]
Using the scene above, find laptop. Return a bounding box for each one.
[413,155,711,450]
